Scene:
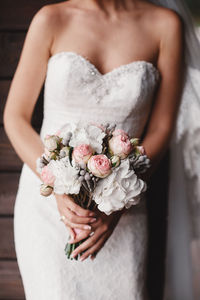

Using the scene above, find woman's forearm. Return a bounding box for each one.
[141,127,172,182]
[4,115,44,178]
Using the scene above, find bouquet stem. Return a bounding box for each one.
[64,186,97,260]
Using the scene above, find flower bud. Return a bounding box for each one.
[130,138,139,146]
[110,155,121,167]
[60,146,70,158]
[49,152,58,160]
[40,184,53,197]
[84,172,91,181]
[80,169,86,176]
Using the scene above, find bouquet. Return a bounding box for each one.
[36,122,151,260]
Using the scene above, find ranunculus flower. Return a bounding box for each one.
[44,135,60,152]
[40,184,53,197]
[41,165,55,186]
[72,144,93,164]
[87,155,112,178]
[108,134,133,159]
[112,129,129,137]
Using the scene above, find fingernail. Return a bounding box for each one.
[89,218,96,223]
[89,212,95,216]
[71,253,76,258]
[80,256,85,261]
[84,225,91,230]
[68,239,74,244]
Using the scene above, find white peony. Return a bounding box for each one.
[59,122,106,154]
[92,159,147,215]
[48,156,81,195]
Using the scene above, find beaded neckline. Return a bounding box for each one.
[47,51,160,78]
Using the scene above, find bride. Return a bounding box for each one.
[3,0,198,299]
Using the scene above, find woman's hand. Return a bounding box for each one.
[54,193,97,240]
[69,207,125,261]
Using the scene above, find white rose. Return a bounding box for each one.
[92,159,147,215]
[44,135,60,151]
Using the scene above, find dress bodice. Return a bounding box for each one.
[40,51,160,140]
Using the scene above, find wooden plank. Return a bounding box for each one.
[0,127,22,171]
[0,0,63,30]
[0,173,20,215]
[0,261,25,299]
[0,80,44,127]
[0,218,16,259]
[0,32,25,77]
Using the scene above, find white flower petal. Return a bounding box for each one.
[93,158,146,215]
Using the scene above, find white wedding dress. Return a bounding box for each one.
[14,51,160,300]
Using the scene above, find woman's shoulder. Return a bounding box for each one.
[33,1,79,23]
[144,2,183,31]
[27,2,76,45]
[140,1,183,45]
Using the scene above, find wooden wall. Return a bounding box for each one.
[0,1,169,299]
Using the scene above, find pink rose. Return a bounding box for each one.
[108,134,133,159]
[41,165,55,187]
[72,144,94,164]
[87,155,112,178]
[112,129,129,138]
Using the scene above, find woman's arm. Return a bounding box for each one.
[3,5,97,235]
[3,6,55,175]
[141,10,185,181]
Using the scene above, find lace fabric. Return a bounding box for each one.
[14,52,159,300]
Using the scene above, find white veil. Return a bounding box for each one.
[149,0,200,298]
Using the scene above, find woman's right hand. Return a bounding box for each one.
[54,193,97,241]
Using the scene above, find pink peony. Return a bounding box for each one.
[41,165,55,187]
[87,155,112,178]
[72,144,94,164]
[108,134,133,159]
[112,129,129,138]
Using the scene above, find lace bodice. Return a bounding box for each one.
[40,51,160,140]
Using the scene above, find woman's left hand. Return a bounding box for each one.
[69,207,126,261]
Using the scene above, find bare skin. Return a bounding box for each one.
[3,0,184,260]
